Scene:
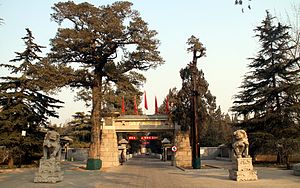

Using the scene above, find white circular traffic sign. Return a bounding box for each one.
[171,145,177,152]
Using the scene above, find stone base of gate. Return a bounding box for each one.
[100,128,119,168]
[174,131,192,168]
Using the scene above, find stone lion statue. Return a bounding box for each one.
[43,130,61,160]
[232,130,250,158]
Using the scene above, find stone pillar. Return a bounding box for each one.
[100,128,119,168]
[229,157,258,181]
[174,131,192,168]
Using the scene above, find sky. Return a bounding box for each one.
[1,0,299,125]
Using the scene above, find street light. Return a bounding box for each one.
[21,123,30,136]
[19,123,29,168]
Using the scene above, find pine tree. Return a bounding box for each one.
[0,29,63,166]
[63,112,92,148]
[205,106,232,146]
[101,72,145,115]
[232,12,300,167]
[49,1,164,168]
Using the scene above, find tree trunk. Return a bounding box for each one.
[270,44,281,112]
[285,154,291,169]
[88,66,103,159]
[8,155,14,168]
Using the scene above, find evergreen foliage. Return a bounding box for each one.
[165,36,232,146]
[63,112,91,148]
[0,29,64,166]
[231,12,300,166]
[49,1,164,160]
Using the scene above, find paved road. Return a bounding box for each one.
[0,156,299,188]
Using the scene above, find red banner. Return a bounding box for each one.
[155,96,158,114]
[165,96,169,114]
[121,96,125,114]
[144,91,148,110]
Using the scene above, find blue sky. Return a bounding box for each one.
[1,0,299,124]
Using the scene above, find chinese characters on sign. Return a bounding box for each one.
[128,136,137,140]
[141,136,158,140]
[128,136,158,140]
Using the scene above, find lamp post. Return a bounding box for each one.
[19,124,29,168]
[119,138,128,164]
[161,138,170,162]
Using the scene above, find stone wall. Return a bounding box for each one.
[200,147,220,160]
[61,128,120,168]
[63,148,88,161]
[255,154,300,162]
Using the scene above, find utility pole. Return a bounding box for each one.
[187,36,206,169]
[190,48,200,169]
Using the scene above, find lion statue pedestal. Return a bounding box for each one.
[34,130,63,183]
[229,130,258,182]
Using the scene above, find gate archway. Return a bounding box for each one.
[100,114,191,168]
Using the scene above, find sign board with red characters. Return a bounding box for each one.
[128,136,159,140]
[141,136,158,140]
[128,136,137,140]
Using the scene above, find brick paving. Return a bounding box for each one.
[0,156,299,188]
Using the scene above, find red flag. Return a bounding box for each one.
[166,96,169,114]
[134,96,138,115]
[144,91,148,110]
[155,96,158,114]
[121,96,125,114]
